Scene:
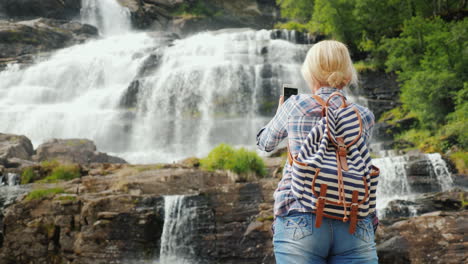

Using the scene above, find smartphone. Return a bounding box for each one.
[283,84,298,101]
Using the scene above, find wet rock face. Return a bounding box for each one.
[0,165,276,264]
[356,71,400,121]
[0,194,165,264]
[376,210,468,264]
[0,18,98,69]
[0,0,82,20]
[381,189,464,222]
[33,138,127,164]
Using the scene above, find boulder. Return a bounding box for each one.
[0,133,34,165]
[376,209,467,264]
[0,0,82,20]
[381,189,465,223]
[33,138,127,164]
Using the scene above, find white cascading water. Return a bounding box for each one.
[0,8,310,163]
[159,195,199,264]
[81,0,131,35]
[372,155,412,211]
[427,153,454,191]
[126,29,310,162]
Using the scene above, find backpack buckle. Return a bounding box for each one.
[315,184,328,228]
[349,191,360,234]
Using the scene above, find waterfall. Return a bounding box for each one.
[373,155,412,214]
[6,173,19,186]
[427,153,454,191]
[373,155,412,198]
[372,153,455,217]
[81,0,132,35]
[127,29,310,162]
[0,28,310,163]
[159,195,199,264]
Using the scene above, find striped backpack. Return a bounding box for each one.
[287,92,380,234]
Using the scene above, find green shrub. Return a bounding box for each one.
[200,144,267,178]
[40,164,81,183]
[200,144,235,171]
[25,188,65,201]
[227,148,267,177]
[21,167,37,184]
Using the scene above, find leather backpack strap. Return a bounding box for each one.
[349,190,360,234]
[312,95,326,117]
[315,183,328,228]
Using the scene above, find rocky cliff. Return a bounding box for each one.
[0,134,466,264]
[0,136,278,263]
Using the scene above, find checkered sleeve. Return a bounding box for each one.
[361,107,375,146]
[256,98,294,152]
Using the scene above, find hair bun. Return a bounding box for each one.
[327,71,345,88]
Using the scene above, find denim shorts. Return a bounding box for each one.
[273,212,378,264]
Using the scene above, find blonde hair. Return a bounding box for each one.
[301,40,358,89]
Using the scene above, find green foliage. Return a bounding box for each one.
[383,17,467,126]
[40,159,60,172]
[40,164,81,183]
[276,0,314,22]
[397,129,440,152]
[449,151,468,175]
[21,167,37,185]
[201,144,267,177]
[25,188,65,201]
[276,2,467,155]
[353,60,378,73]
[171,0,215,18]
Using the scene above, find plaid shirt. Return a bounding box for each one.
[256,87,378,226]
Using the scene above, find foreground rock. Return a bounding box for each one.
[0,134,126,173]
[376,209,467,264]
[33,139,127,164]
[0,133,34,168]
[0,165,275,263]
[0,18,97,69]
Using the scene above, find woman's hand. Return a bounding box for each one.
[277,95,284,113]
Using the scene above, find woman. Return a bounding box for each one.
[256,40,378,264]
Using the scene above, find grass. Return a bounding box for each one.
[200,144,267,178]
[41,160,61,172]
[39,164,81,183]
[257,215,274,222]
[21,167,37,184]
[25,188,65,201]
[56,195,77,201]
